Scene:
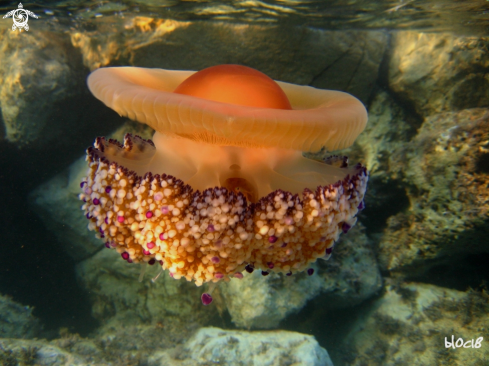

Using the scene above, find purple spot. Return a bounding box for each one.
[281,243,287,248]
[147,242,155,249]
[159,233,166,241]
[99,227,104,234]
[307,268,314,276]
[160,206,169,215]
[245,264,254,273]
[104,217,108,224]
[104,242,110,248]
[267,262,274,269]
[80,181,86,188]
[342,222,351,234]
[286,271,292,276]
[211,256,220,264]
[215,272,224,279]
[261,271,269,276]
[358,201,365,210]
[201,293,213,306]
[326,247,333,255]
[105,186,112,194]
[146,211,153,219]
[143,250,151,255]
[86,213,92,219]
[117,216,124,223]
[207,224,215,232]
[148,258,156,265]
[121,252,129,260]
[268,236,278,244]
[93,198,100,205]
[234,272,243,279]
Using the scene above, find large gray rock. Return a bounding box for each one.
[150,327,333,366]
[0,294,40,339]
[0,27,81,146]
[342,282,489,366]
[377,108,489,273]
[389,31,489,117]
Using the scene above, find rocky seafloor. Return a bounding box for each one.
[0,10,488,366]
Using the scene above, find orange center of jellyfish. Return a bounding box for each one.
[174,64,292,110]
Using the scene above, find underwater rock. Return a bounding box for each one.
[0,338,86,366]
[389,31,489,117]
[377,108,489,273]
[150,326,333,366]
[0,28,80,146]
[0,294,41,339]
[70,17,386,103]
[221,223,382,328]
[76,247,216,326]
[341,282,489,366]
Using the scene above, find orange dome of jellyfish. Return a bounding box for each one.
[79,64,368,305]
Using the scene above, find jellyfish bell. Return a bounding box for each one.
[87,64,367,202]
[81,64,369,298]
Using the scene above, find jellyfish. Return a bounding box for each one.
[80,64,368,305]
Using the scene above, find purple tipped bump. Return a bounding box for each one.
[245,264,254,273]
[267,262,274,269]
[93,198,100,205]
[147,242,155,249]
[201,293,213,306]
[86,213,92,219]
[143,250,151,255]
[286,271,292,276]
[261,271,269,276]
[268,236,278,244]
[307,268,314,276]
[80,181,86,188]
[148,258,156,265]
[342,222,351,234]
[121,252,129,260]
[117,216,124,223]
[215,272,224,279]
[211,256,220,264]
[326,247,333,255]
[160,206,169,215]
[146,211,153,219]
[159,233,166,241]
[281,243,287,248]
[105,186,112,194]
[358,201,365,210]
[207,224,215,232]
[104,242,110,248]
[234,272,244,279]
